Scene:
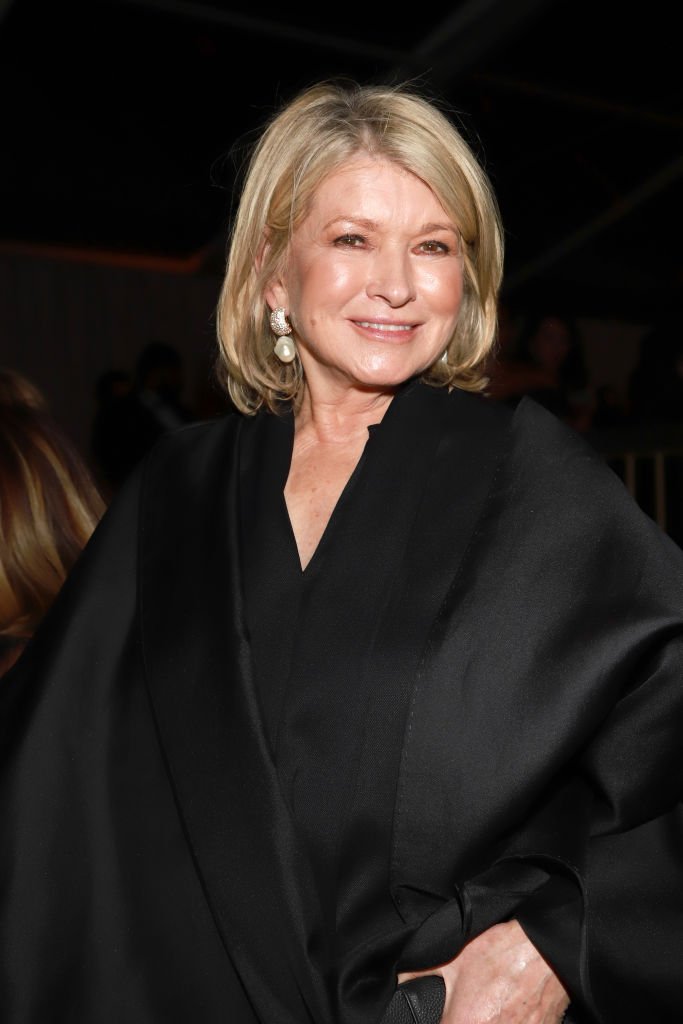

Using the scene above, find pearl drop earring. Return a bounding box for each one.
[270,307,296,364]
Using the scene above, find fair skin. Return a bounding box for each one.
[398,921,569,1024]
[265,156,569,1021]
[266,156,464,570]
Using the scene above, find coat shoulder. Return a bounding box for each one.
[141,411,243,498]
[146,411,242,465]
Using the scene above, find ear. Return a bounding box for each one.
[264,277,289,315]
[256,231,289,314]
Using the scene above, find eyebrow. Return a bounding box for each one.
[419,222,458,235]
[322,216,458,235]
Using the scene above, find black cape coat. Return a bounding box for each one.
[1,382,682,1023]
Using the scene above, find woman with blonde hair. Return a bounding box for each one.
[0,82,682,1023]
[0,370,104,675]
[0,367,47,411]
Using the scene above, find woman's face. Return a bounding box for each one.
[265,157,464,397]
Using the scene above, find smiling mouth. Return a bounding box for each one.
[354,321,415,332]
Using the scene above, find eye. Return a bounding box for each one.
[334,233,366,248]
[416,240,451,255]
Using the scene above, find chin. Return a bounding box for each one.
[353,355,433,389]
[351,369,418,393]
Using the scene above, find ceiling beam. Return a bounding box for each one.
[503,152,683,293]
[389,0,558,83]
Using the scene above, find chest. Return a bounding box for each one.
[284,437,367,570]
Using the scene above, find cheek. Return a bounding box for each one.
[320,259,363,301]
[418,266,463,316]
[290,258,360,318]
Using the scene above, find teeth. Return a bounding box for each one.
[357,322,412,331]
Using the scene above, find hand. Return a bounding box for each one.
[397,919,569,1023]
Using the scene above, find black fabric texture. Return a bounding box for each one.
[1,381,682,1022]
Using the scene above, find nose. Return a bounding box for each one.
[366,245,416,307]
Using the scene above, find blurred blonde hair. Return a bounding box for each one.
[216,80,504,414]
[0,367,48,411]
[0,370,105,670]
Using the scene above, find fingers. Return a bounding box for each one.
[396,921,570,1024]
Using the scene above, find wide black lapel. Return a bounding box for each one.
[330,385,514,1020]
[138,416,333,1024]
[381,388,515,915]
[388,393,593,921]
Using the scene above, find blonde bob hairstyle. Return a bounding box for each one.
[216,79,504,415]
[0,375,105,673]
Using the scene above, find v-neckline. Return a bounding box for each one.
[282,434,374,577]
[280,381,418,576]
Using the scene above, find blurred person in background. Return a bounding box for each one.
[0,367,48,411]
[0,369,105,676]
[487,310,594,432]
[92,341,196,492]
[90,368,133,497]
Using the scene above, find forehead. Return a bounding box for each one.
[304,156,451,225]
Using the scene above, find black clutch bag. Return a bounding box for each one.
[380,975,446,1024]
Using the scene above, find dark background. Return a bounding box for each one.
[0,0,681,454]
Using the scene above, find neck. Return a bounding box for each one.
[295,381,396,445]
